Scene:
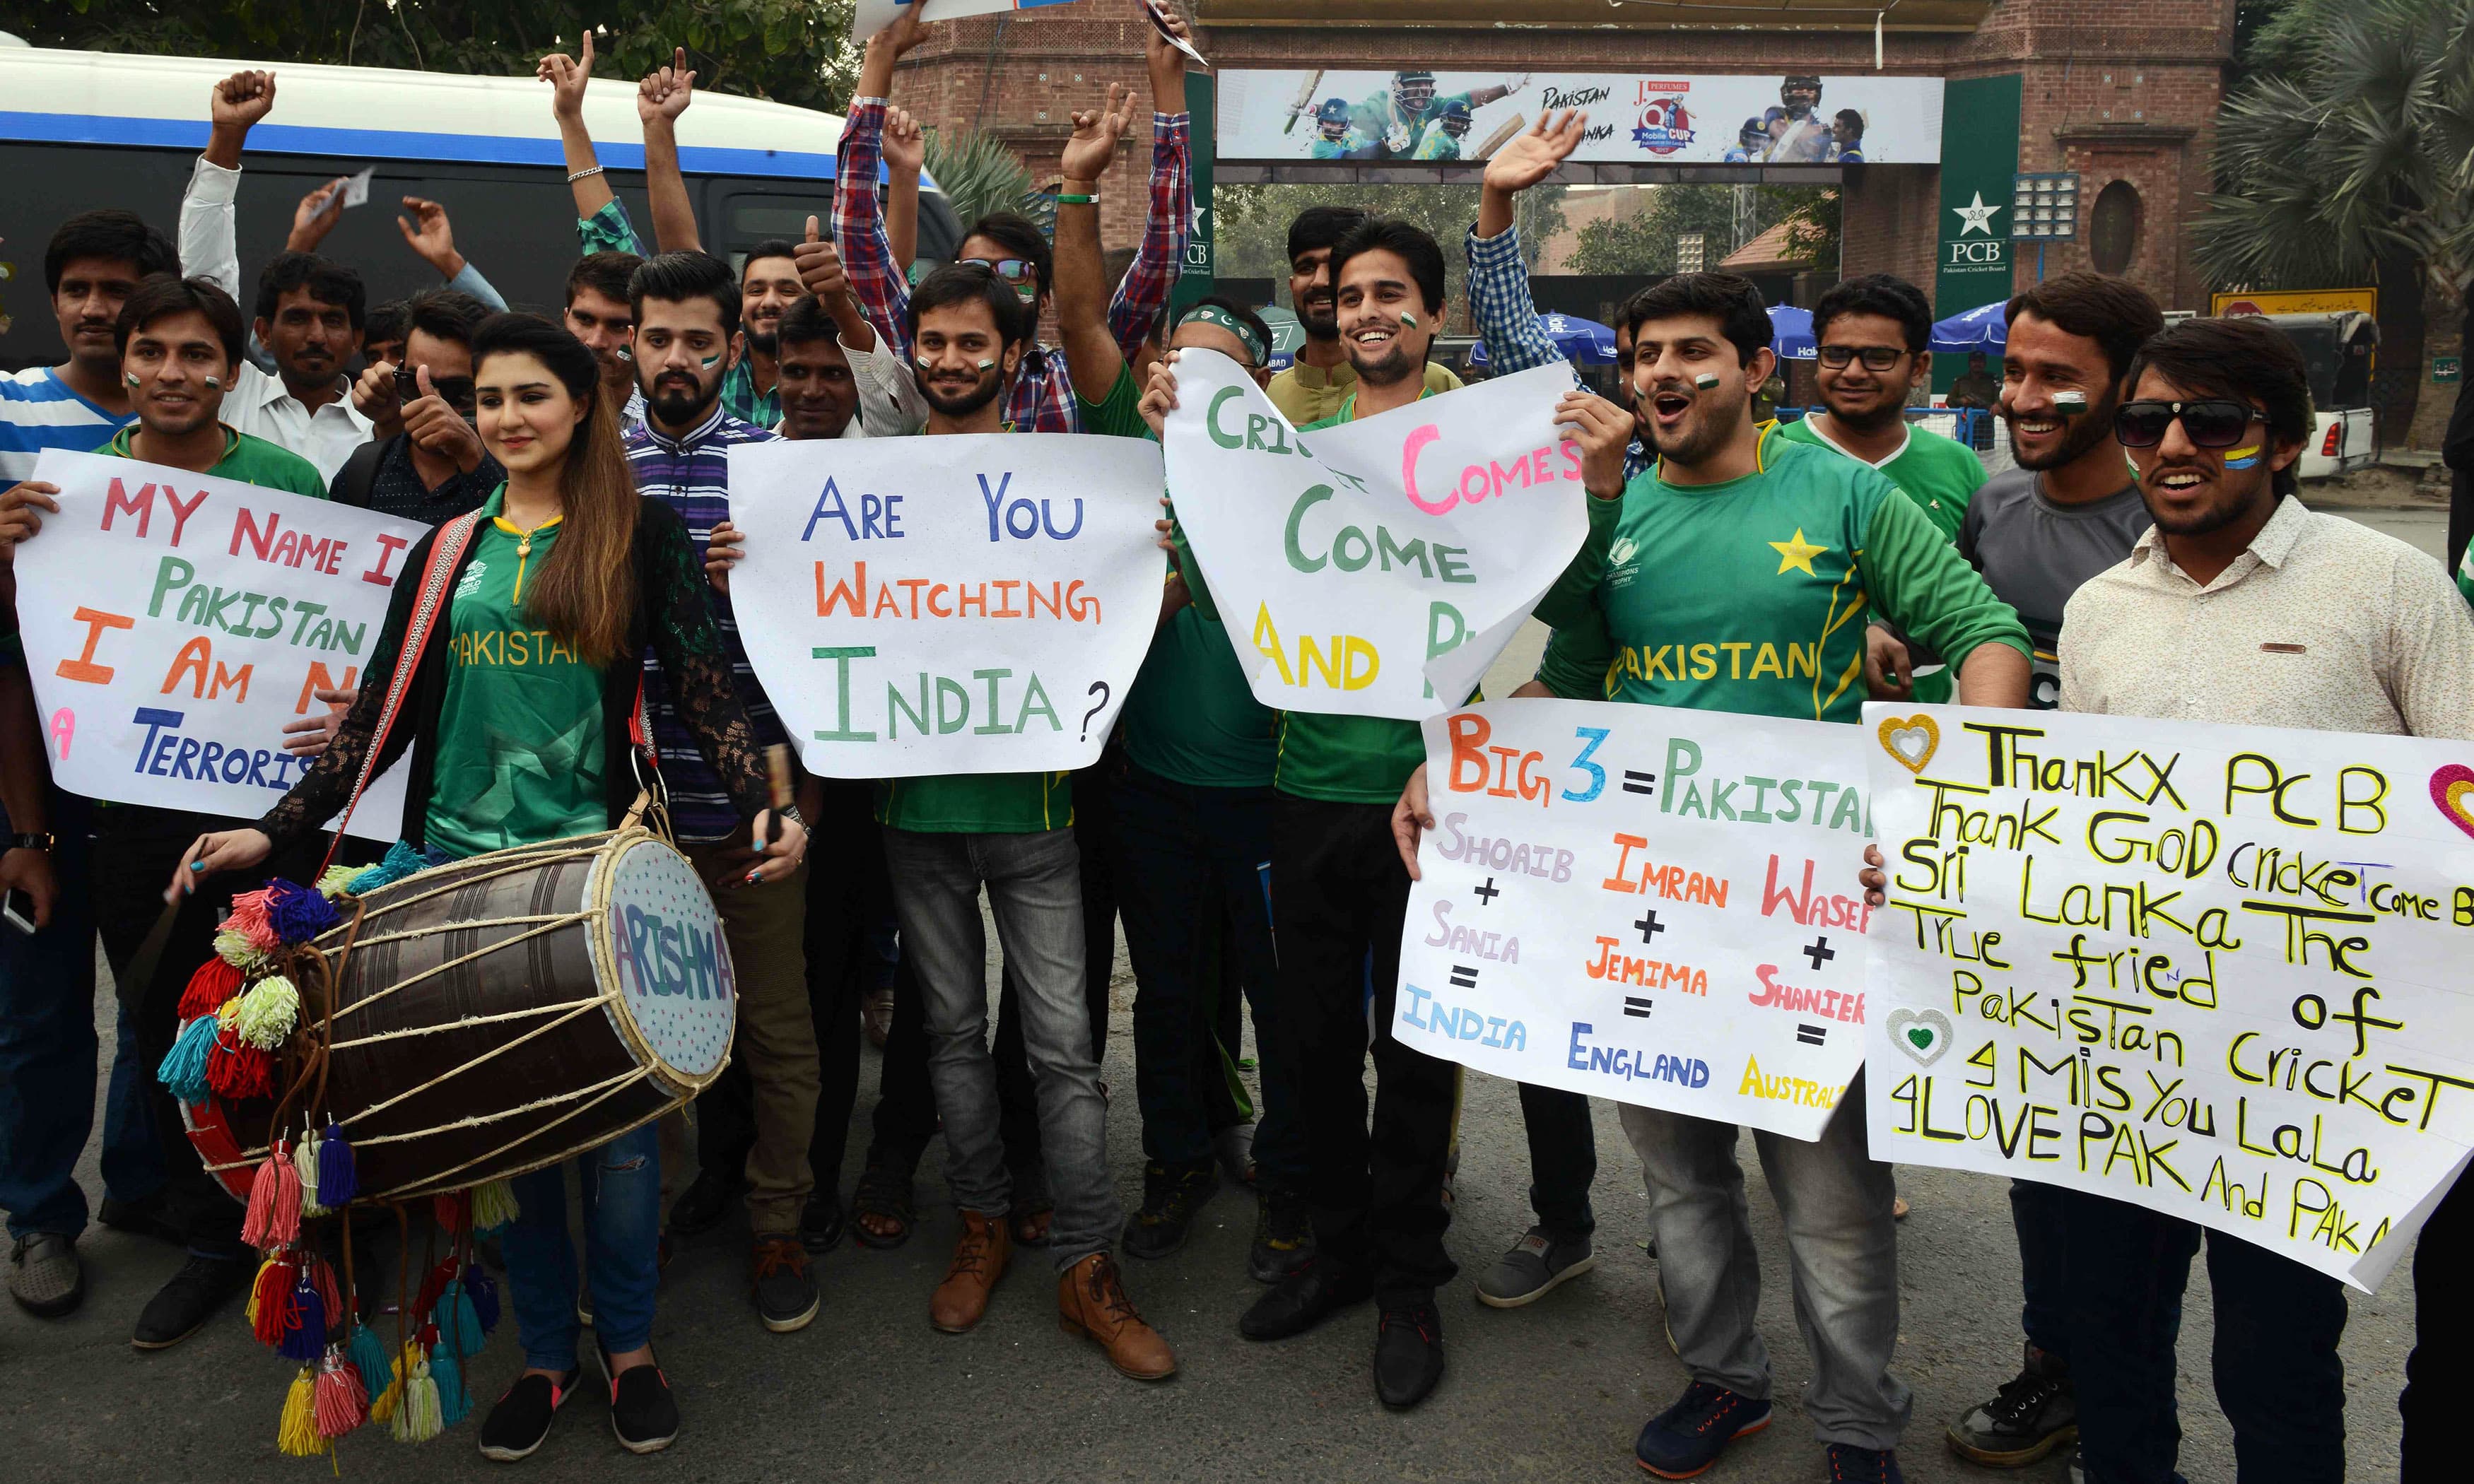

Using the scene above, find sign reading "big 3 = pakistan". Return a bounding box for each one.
[1863,702,2474,1290]
[1395,698,1875,1141]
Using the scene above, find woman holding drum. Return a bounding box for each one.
[173,312,807,1460]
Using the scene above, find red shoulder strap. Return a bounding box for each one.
[317,511,483,873]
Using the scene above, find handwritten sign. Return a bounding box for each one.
[1397,699,1875,1139]
[1162,350,1590,721]
[1863,702,2474,1290]
[16,449,420,837]
[726,433,1163,777]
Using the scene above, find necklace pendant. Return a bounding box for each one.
[517,537,532,557]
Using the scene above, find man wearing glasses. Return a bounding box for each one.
[2051,315,2474,1484]
[1781,276,1984,707]
[332,288,502,524]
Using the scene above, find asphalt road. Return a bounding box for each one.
[0,503,2441,1483]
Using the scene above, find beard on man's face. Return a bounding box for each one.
[917,360,1004,418]
[642,363,720,425]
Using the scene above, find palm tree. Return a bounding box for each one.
[2194,0,2474,444]
[920,126,1042,234]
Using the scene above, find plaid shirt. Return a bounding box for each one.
[625,403,789,842]
[833,98,1190,433]
[580,201,775,429]
[1465,223,1651,483]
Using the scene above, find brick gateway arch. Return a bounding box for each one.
[884,0,2229,319]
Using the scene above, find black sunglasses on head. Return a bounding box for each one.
[2113,399,2267,450]
[1817,345,1906,370]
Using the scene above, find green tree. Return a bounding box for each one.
[2193,0,2473,442]
[2,0,862,112]
[1212,182,1569,324]
[1568,184,1837,277]
[921,128,1040,234]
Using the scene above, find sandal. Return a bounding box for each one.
[1010,1202,1054,1248]
[862,985,895,1049]
[851,1163,915,1250]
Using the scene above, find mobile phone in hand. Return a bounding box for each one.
[3,888,37,936]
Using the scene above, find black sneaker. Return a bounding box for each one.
[753,1235,819,1333]
[1946,1344,2076,1466]
[667,1169,742,1237]
[1238,1257,1372,1341]
[1823,1444,1907,1483]
[98,1191,182,1246]
[596,1343,680,1454]
[1248,1183,1314,1283]
[130,1252,249,1350]
[1373,1301,1446,1409]
[477,1368,579,1463]
[1122,1161,1219,1260]
[798,1192,846,1254]
[1634,1379,1774,1479]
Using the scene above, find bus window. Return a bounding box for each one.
[720,186,962,282]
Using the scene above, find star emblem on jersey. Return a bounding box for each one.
[1952,191,2003,237]
[1767,528,1829,576]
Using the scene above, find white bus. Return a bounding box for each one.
[0,40,956,360]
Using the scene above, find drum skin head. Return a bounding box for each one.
[590,835,738,1091]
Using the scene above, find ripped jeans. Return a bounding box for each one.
[502,1122,662,1370]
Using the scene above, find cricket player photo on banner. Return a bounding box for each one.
[725,433,1165,777]
[1161,350,1594,721]
[1397,697,1875,1139]
[1863,701,2474,1290]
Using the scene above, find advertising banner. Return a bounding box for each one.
[1396,699,1876,1140]
[1933,73,2019,390]
[1863,702,2474,1290]
[726,433,1164,777]
[1217,69,1942,166]
[1159,351,1591,721]
[14,449,418,837]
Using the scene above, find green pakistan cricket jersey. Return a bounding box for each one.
[1537,428,2029,723]
[424,488,609,856]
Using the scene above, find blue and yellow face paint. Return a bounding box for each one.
[2222,444,2263,471]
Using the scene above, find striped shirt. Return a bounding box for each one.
[0,367,134,483]
[626,402,788,842]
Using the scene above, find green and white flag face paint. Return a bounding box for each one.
[1160,349,1592,722]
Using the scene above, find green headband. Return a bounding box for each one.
[1179,305,1270,367]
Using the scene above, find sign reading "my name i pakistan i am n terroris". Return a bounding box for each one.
[725,434,1166,777]
[1161,351,1592,722]
[1396,699,1876,1141]
[1863,702,2474,1290]
[14,449,421,837]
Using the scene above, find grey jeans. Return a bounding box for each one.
[1619,1069,1912,1449]
[881,825,1120,1269]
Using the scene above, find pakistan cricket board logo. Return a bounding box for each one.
[1632,98,1695,155]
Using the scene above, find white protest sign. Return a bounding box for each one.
[341,166,374,209]
[726,433,1163,777]
[1162,350,1590,721]
[16,450,421,838]
[1863,702,2474,1290]
[1397,698,1876,1140]
[850,0,1086,42]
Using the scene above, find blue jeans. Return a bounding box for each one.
[882,825,1119,1270]
[2061,1188,2346,1484]
[503,1123,662,1369]
[0,792,163,1240]
[1110,765,1305,1189]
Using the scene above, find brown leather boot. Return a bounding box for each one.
[1057,1252,1178,1381]
[929,1210,1012,1333]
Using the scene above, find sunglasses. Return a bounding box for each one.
[961,257,1036,285]
[395,364,477,412]
[1817,345,1905,370]
[2113,399,2268,450]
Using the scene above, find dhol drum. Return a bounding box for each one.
[189,826,735,1203]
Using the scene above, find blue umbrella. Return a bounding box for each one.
[1468,313,1619,368]
[1768,305,1815,361]
[1931,300,2008,355]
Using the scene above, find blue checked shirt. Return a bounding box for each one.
[1465,223,1650,482]
[626,404,790,842]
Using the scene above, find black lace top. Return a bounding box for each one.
[257,495,773,856]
